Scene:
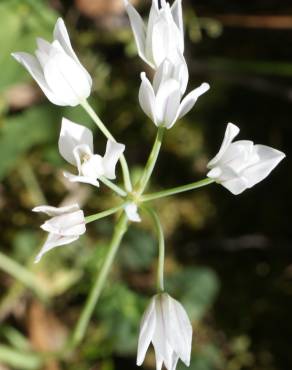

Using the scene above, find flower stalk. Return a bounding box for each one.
[81,100,133,192]
[70,212,128,347]
[99,177,127,197]
[85,203,127,224]
[137,127,165,195]
[143,206,165,292]
[141,177,215,202]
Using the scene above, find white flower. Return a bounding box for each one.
[11,18,92,106]
[124,203,141,222]
[124,0,184,69]
[59,118,125,186]
[139,59,209,129]
[137,293,192,370]
[207,123,286,195]
[32,204,86,263]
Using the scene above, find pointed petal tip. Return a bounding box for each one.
[34,254,42,263]
[11,52,22,62]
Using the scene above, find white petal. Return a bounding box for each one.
[175,56,189,96]
[243,144,285,188]
[34,233,79,263]
[144,0,159,66]
[155,79,181,128]
[102,140,125,180]
[53,18,79,63]
[137,297,156,366]
[53,18,92,86]
[165,295,192,366]
[41,210,86,236]
[139,72,157,125]
[125,2,148,65]
[219,140,255,175]
[153,58,188,96]
[59,118,94,166]
[149,12,179,68]
[125,203,141,222]
[171,0,184,52]
[35,38,51,68]
[221,176,249,195]
[151,12,181,68]
[174,82,210,126]
[73,144,93,175]
[81,154,104,179]
[11,52,67,105]
[36,37,51,54]
[152,295,174,370]
[32,204,80,216]
[43,47,91,106]
[63,171,100,187]
[208,122,240,168]
[153,59,172,94]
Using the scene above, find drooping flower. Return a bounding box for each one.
[139,59,209,129]
[33,204,86,263]
[137,293,192,370]
[12,18,92,106]
[124,0,184,69]
[59,118,125,186]
[207,123,286,195]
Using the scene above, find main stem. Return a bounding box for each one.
[137,127,165,195]
[81,100,132,192]
[70,213,128,347]
[141,178,215,202]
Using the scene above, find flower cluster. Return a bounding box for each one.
[12,1,285,369]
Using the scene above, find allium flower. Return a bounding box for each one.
[12,18,92,106]
[207,123,285,195]
[59,118,125,186]
[124,0,184,69]
[137,293,192,370]
[139,59,209,129]
[33,204,86,263]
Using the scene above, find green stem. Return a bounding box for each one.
[141,178,215,202]
[81,100,132,192]
[85,203,127,224]
[137,127,165,195]
[0,251,47,301]
[70,212,128,347]
[19,160,47,205]
[0,345,43,370]
[143,206,165,292]
[99,177,127,197]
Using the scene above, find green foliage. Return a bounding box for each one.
[0,0,57,92]
[0,105,58,180]
[119,226,157,270]
[167,267,220,321]
[97,283,146,355]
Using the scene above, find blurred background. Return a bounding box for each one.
[0,0,291,369]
